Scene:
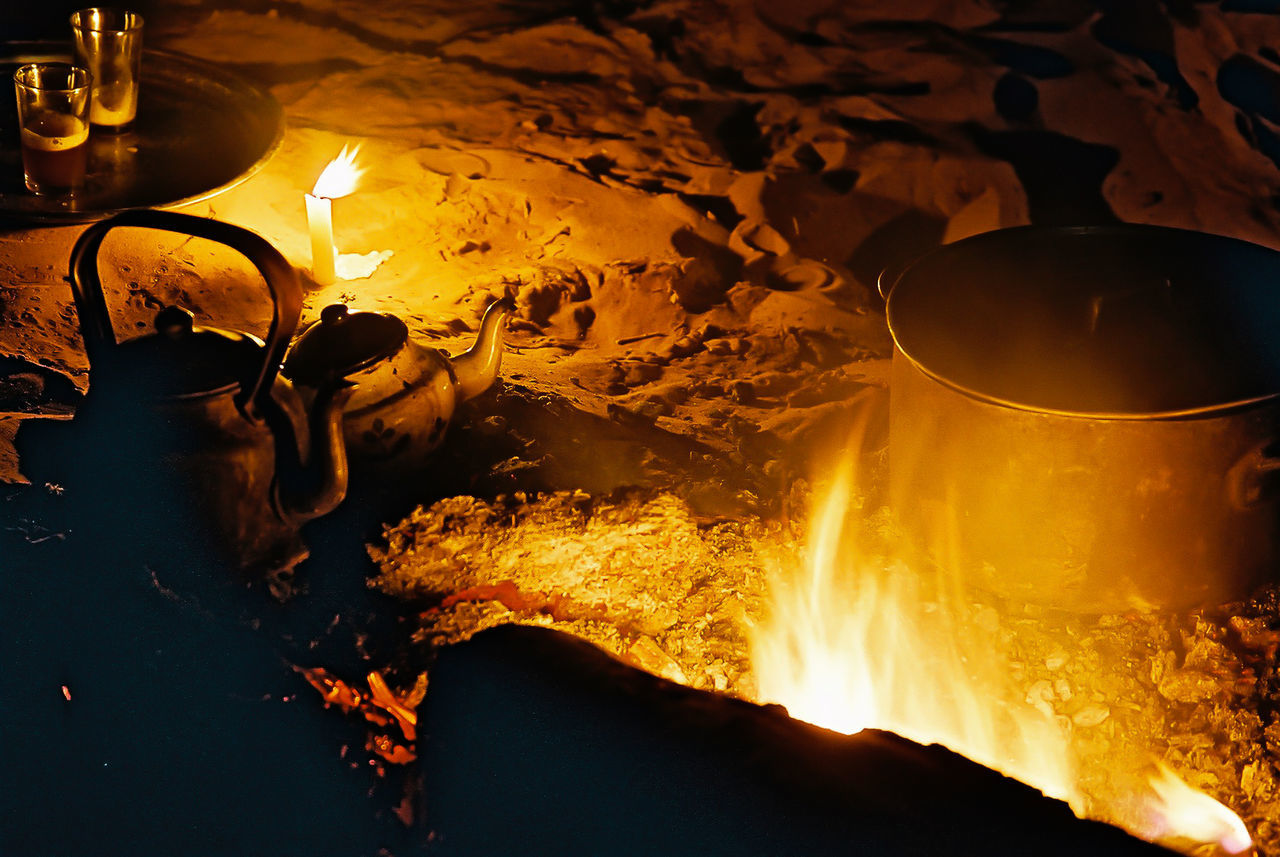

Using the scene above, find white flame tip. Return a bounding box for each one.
[311,143,365,199]
[1144,762,1252,854]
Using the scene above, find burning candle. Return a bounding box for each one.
[305,144,363,286]
[304,193,335,285]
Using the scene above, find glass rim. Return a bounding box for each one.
[13,63,91,93]
[69,8,145,33]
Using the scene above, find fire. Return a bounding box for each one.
[1138,762,1252,854]
[312,143,363,199]
[749,417,1253,854]
[749,434,1079,806]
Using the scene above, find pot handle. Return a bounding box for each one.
[877,263,905,302]
[1227,441,1280,509]
[68,209,302,422]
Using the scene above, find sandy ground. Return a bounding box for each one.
[5,0,1280,491]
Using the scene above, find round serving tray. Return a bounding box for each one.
[0,42,283,223]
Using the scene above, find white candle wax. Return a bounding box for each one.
[305,192,336,285]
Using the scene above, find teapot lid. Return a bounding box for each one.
[107,305,264,398]
[283,303,407,385]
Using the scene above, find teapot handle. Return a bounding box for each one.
[68,209,303,421]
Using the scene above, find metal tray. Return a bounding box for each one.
[0,42,283,223]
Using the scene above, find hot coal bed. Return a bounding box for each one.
[5,0,1280,856]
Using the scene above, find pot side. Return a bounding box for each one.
[889,351,1280,613]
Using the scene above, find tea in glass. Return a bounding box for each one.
[13,63,91,196]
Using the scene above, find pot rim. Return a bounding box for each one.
[894,344,1280,421]
[885,223,1280,421]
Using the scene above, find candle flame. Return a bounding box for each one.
[312,143,363,199]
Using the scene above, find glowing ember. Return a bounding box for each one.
[1138,762,1252,854]
[311,143,363,199]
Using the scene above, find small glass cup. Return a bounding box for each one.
[70,7,144,132]
[13,63,91,196]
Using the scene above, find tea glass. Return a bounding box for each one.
[70,7,144,131]
[13,63,91,196]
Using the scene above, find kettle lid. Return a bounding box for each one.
[107,305,265,398]
[283,303,407,385]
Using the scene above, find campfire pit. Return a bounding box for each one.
[370,479,1275,855]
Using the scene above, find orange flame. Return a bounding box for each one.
[749,415,1252,855]
[749,430,1078,806]
[311,143,363,199]
[1137,762,1252,854]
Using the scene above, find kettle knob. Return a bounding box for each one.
[155,306,196,339]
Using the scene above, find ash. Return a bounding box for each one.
[371,490,781,696]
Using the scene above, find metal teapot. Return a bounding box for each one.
[27,209,353,579]
[282,297,514,469]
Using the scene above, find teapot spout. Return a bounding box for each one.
[267,379,355,525]
[451,298,515,403]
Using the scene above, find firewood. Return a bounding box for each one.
[416,624,1174,857]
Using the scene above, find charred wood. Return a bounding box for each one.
[416,624,1175,857]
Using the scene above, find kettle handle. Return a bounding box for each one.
[68,209,303,421]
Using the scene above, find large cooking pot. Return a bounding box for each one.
[882,224,1280,613]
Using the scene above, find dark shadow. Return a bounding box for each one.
[967,124,1120,225]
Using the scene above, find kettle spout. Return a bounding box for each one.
[271,379,356,525]
[451,298,515,403]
